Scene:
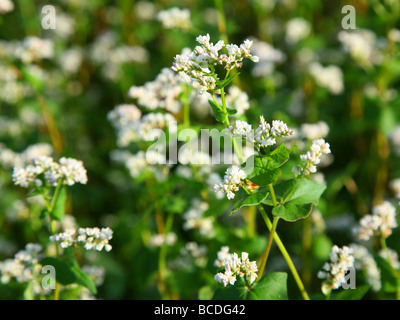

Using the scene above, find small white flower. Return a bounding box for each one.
[214,165,247,200]
[356,201,397,241]
[293,139,331,177]
[214,248,258,287]
[318,245,354,292]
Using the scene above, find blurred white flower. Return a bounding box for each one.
[285,18,311,45]
[0,0,14,14]
[308,62,344,95]
[157,7,191,31]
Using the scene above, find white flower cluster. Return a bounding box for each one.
[318,245,355,293]
[49,227,113,252]
[285,18,311,45]
[88,31,148,82]
[157,7,191,31]
[214,165,247,200]
[214,248,258,287]
[108,104,176,147]
[128,68,184,114]
[110,150,169,181]
[338,29,382,67]
[183,199,215,237]
[171,34,259,93]
[14,36,54,64]
[12,155,88,188]
[225,85,250,116]
[350,243,381,292]
[0,243,42,284]
[227,116,294,149]
[308,62,344,95]
[250,38,285,78]
[0,0,14,14]
[293,139,331,177]
[356,201,397,241]
[300,121,330,140]
[379,248,400,270]
[148,232,177,248]
[0,142,52,169]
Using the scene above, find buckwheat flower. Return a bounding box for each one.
[107,104,142,128]
[356,201,397,241]
[293,139,331,177]
[338,29,382,67]
[58,157,88,186]
[128,68,183,113]
[285,18,311,45]
[157,7,191,31]
[225,85,250,116]
[15,36,54,64]
[254,116,294,148]
[0,0,14,14]
[318,245,355,294]
[300,121,330,140]
[77,227,113,252]
[372,201,398,238]
[309,62,344,95]
[183,199,215,237]
[214,165,247,200]
[49,228,77,249]
[0,259,27,284]
[389,178,400,199]
[388,28,400,43]
[0,243,43,284]
[214,251,258,287]
[214,246,232,268]
[12,167,35,188]
[227,120,253,139]
[379,248,400,270]
[171,34,258,93]
[350,243,381,291]
[149,232,177,247]
[250,38,285,78]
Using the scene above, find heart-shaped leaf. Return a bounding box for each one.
[230,187,269,215]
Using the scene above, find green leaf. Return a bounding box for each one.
[335,285,371,300]
[215,73,240,90]
[243,155,282,186]
[266,178,326,206]
[230,187,269,215]
[267,144,297,168]
[247,273,288,300]
[264,178,326,222]
[272,203,313,222]
[51,186,67,221]
[212,272,288,300]
[22,66,44,92]
[40,257,97,294]
[208,99,227,123]
[226,107,238,115]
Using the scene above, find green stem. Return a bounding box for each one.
[257,204,310,300]
[257,216,279,280]
[44,181,63,301]
[158,212,174,299]
[268,183,278,207]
